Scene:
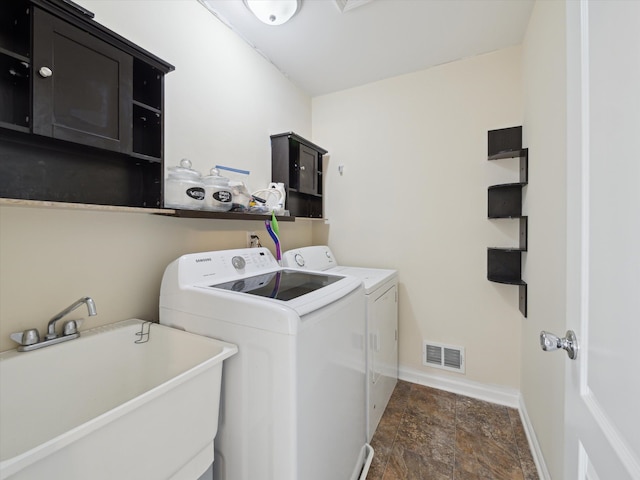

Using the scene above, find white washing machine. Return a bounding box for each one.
[282,246,398,441]
[159,248,373,480]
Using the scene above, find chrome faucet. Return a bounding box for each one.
[10,297,97,352]
[46,296,97,340]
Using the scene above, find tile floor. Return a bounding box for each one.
[366,380,539,480]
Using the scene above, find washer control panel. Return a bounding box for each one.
[178,248,280,285]
[282,246,338,271]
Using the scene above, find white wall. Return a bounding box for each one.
[312,47,524,389]
[0,0,313,352]
[521,1,568,478]
[81,0,311,180]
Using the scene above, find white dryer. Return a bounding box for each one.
[159,248,372,480]
[282,246,398,441]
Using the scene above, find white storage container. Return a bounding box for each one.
[202,168,233,212]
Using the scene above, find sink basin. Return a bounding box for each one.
[0,319,237,480]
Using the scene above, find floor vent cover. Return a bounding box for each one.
[423,341,465,373]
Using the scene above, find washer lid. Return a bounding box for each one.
[209,270,342,301]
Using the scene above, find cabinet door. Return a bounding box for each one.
[298,144,317,194]
[32,8,132,153]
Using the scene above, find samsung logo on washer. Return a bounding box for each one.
[195,257,212,263]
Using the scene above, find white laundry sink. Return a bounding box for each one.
[0,319,237,480]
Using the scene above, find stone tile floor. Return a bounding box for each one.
[366,380,539,480]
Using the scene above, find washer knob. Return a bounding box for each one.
[294,253,305,267]
[231,256,246,270]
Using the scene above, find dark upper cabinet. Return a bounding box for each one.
[271,132,328,218]
[0,0,174,208]
[32,8,133,153]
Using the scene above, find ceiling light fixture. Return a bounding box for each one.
[243,0,300,26]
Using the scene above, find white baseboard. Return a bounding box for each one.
[398,365,549,479]
[398,365,520,407]
[518,397,551,480]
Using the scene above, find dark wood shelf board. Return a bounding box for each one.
[287,188,323,198]
[488,182,527,190]
[132,100,162,115]
[0,47,30,63]
[0,122,30,134]
[130,151,162,163]
[163,209,296,222]
[488,148,528,161]
[487,276,527,286]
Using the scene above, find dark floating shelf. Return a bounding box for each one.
[0,47,30,63]
[163,209,295,222]
[488,148,528,161]
[487,276,527,286]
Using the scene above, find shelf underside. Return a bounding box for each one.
[165,209,295,222]
[488,276,526,286]
[488,148,528,161]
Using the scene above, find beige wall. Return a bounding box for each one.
[0,0,313,352]
[521,1,568,478]
[312,47,524,389]
[0,207,312,352]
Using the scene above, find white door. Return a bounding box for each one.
[562,1,640,478]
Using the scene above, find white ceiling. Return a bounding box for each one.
[200,0,535,97]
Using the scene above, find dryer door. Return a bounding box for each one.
[368,284,398,439]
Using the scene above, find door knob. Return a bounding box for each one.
[540,330,579,360]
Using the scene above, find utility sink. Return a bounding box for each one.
[0,319,237,480]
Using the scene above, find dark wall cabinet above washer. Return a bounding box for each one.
[32,7,133,153]
[0,0,174,208]
[271,132,328,218]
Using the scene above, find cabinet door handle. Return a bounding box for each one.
[300,165,306,171]
[38,66,53,78]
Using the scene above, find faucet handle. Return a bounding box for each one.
[10,329,40,346]
[63,319,83,336]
